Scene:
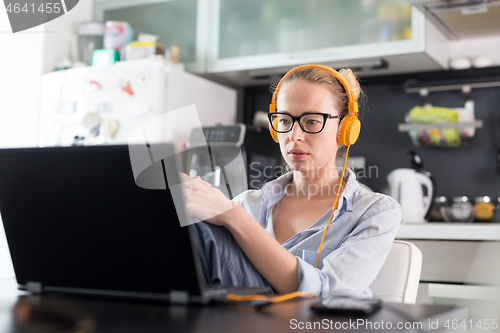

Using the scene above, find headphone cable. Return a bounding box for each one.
[315,145,350,268]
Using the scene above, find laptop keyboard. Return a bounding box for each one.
[203,285,229,296]
[203,285,271,297]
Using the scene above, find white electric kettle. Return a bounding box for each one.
[387,168,433,223]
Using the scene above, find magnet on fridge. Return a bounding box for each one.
[84,81,101,93]
[103,118,119,139]
[122,81,134,96]
[83,112,101,130]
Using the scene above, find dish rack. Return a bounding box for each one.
[398,80,500,147]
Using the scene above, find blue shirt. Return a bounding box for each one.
[231,168,402,298]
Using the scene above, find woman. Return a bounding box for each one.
[182,64,402,299]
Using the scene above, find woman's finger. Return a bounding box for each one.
[186,181,201,190]
[200,179,212,187]
[179,172,194,182]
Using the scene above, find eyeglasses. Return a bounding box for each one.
[267,112,343,134]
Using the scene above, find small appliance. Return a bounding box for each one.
[387,168,434,223]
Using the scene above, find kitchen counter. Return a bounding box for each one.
[397,222,500,322]
[396,222,500,241]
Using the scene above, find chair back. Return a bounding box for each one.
[370,240,423,303]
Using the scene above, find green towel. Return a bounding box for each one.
[408,106,461,147]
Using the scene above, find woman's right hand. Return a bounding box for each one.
[179,172,212,190]
[179,172,235,226]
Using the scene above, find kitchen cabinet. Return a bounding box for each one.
[94,0,209,73]
[396,223,500,284]
[211,0,414,70]
[207,0,449,85]
[397,223,500,327]
[94,0,449,85]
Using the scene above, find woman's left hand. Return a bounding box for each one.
[180,173,235,226]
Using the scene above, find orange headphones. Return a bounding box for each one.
[269,64,361,146]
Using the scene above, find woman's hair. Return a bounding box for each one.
[271,66,365,175]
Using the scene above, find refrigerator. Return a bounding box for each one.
[38,61,237,151]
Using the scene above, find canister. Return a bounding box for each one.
[450,196,475,222]
[474,196,495,222]
[104,21,135,52]
[429,196,448,222]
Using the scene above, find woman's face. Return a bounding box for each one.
[276,79,341,176]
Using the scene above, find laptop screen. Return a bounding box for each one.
[0,145,202,297]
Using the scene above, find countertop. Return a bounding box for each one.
[396,222,500,241]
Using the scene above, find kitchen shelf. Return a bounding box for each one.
[405,79,500,94]
[398,120,483,132]
[396,222,500,241]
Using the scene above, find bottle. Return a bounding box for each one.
[474,196,495,222]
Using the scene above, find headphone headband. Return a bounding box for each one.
[270,64,358,116]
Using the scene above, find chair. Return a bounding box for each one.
[369,240,423,304]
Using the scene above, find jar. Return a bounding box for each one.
[474,196,495,222]
[450,196,475,222]
[429,196,448,222]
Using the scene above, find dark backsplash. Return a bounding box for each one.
[244,66,500,200]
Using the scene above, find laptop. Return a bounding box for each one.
[0,144,269,303]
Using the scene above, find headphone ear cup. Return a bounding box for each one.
[337,115,361,146]
[337,118,345,145]
[268,104,279,143]
[269,123,279,143]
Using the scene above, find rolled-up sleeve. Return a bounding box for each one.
[296,198,402,298]
[297,257,329,295]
